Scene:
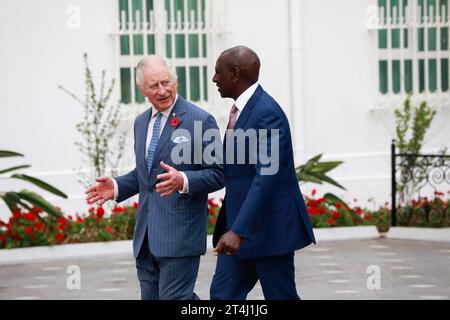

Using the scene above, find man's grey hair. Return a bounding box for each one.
[135,55,178,88]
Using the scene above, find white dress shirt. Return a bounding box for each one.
[112,95,188,200]
[233,82,259,121]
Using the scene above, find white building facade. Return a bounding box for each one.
[1,0,449,220]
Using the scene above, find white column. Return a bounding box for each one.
[288,0,306,166]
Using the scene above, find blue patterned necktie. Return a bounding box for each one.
[146,112,162,174]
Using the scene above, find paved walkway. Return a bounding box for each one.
[1,238,449,300]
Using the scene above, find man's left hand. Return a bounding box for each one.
[213,231,243,256]
[155,161,184,197]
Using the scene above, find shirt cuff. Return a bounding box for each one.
[179,171,189,194]
[110,177,119,201]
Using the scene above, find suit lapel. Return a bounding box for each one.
[150,97,186,170]
[233,85,263,130]
[226,85,264,177]
[138,109,152,175]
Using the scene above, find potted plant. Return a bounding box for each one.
[374,207,391,237]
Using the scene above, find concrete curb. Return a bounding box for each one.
[1,226,449,265]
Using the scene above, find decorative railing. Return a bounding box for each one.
[391,139,450,225]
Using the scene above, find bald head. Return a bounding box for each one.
[213,46,261,100]
[220,46,260,84]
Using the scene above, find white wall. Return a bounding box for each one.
[0,0,132,221]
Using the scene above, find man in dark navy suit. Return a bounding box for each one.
[210,46,316,300]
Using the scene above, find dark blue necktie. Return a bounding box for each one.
[146,112,162,174]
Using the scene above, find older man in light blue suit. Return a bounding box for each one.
[85,55,224,300]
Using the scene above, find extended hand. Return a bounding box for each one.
[85,176,115,206]
[213,231,243,256]
[155,161,184,197]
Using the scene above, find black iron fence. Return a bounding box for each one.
[391,139,450,226]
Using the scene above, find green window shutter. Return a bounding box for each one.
[379,60,388,94]
[119,0,130,55]
[132,0,144,55]
[392,60,401,93]
[202,34,207,57]
[441,27,448,50]
[441,58,449,91]
[429,59,437,92]
[176,66,187,98]
[189,66,200,101]
[120,68,131,104]
[379,30,388,49]
[419,59,425,92]
[189,34,199,58]
[405,60,413,93]
[147,35,156,54]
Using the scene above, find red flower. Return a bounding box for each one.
[311,189,317,196]
[105,226,111,232]
[335,202,343,209]
[112,206,125,213]
[31,206,43,214]
[77,217,84,223]
[332,211,341,219]
[327,218,336,226]
[13,210,21,220]
[24,226,32,235]
[34,222,44,230]
[134,202,139,209]
[208,208,215,215]
[57,233,64,242]
[307,207,321,215]
[96,207,105,218]
[210,218,216,225]
[24,212,36,221]
[170,116,180,127]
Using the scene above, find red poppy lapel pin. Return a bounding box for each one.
[170,113,180,127]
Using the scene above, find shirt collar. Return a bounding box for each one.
[234,82,259,112]
[151,94,178,118]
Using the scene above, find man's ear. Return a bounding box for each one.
[232,65,241,82]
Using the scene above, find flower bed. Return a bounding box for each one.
[397,193,450,227]
[0,204,137,249]
[2,190,448,249]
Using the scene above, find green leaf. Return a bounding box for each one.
[0,150,24,158]
[312,161,343,172]
[16,189,64,218]
[314,173,346,190]
[11,174,68,198]
[1,192,21,213]
[0,165,31,175]
[324,193,351,210]
[297,173,324,184]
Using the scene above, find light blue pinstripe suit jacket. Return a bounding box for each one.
[115,96,224,258]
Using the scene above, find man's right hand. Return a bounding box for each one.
[85,176,115,206]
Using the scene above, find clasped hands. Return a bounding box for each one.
[85,161,183,205]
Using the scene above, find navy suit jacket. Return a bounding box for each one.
[213,85,316,259]
[116,96,224,258]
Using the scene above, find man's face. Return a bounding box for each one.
[212,55,235,99]
[139,64,178,112]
